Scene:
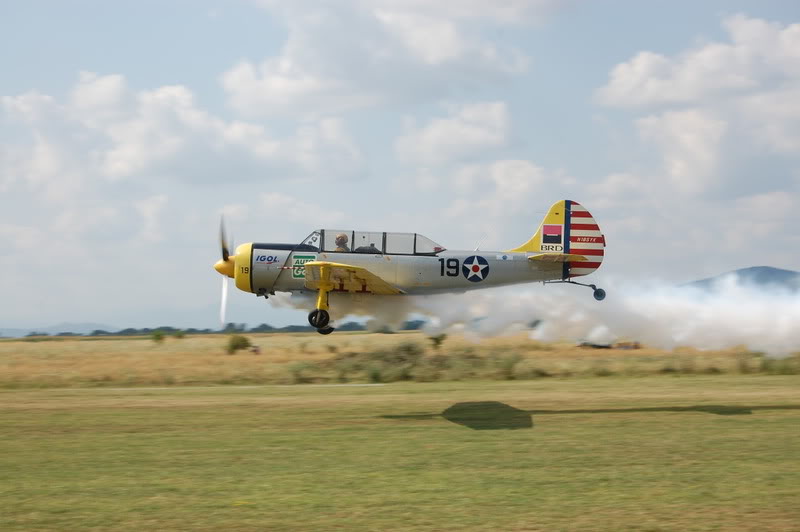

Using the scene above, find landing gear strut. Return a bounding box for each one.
[308,263,336,333]
[545,279,606,301]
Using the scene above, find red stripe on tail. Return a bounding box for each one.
[571,249,604,256]
[568,261,603,269]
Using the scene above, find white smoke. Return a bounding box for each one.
[272,275,800,357]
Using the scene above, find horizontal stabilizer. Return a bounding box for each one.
[529,253,588,263]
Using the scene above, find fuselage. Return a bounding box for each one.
[247,246,563,297]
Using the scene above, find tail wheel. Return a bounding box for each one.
[593,288,606,301]
[308,309,330,329]
[317,326,335,335]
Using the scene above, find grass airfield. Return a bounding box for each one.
[1,374,799,529]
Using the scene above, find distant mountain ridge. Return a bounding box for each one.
[686,266,800,292]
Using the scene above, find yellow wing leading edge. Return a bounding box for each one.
[303,261,404,296]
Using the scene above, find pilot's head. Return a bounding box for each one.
[335,233,348,246]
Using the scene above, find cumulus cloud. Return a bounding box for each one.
[261,192,346,225]
[595,15,800,171]
[0,71,369,327]
[364,0,562,24]
[597,15,800,107]
[395,102,509,166]
[444,160,550,218]
[721,190,798,251]
[4,4,799,332]
[592,13,800,262]
[222,1,544,117]
[586,173,647,209]
[737,85,800,153]
[2,72,364,188]
[636,109,727,194]
[134,194,168,243]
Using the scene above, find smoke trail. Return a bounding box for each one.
[272,275,800,357]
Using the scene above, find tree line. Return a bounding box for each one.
[24,320,427,337]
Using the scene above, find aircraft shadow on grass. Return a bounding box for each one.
[380,401,800,431]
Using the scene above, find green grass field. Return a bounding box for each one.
[2,375,798,531]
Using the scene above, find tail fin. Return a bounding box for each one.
[506,200,605,278]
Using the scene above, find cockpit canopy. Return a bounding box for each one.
[300,230,445,255]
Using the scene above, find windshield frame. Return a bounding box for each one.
[317,229,445,255]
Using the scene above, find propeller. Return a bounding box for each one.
[220,217,231,262]
[220,276,229,326]
[216,216,235,326]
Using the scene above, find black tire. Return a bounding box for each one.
[308,309,330,328]
[593,288,606,301]
[317,326,335,335]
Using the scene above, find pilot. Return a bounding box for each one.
[335,233,350,252]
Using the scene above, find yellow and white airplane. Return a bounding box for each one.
[214,200,606,334]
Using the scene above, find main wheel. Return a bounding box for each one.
[593,288,606,301]
[317,326,335,335]
[308,309,330,328]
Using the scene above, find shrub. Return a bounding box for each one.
[151,330,165,344]
[593,366,615,377]
[513,359,553,379]
[367,364,384,383]
[736,352,756,374]
[428,334,447,350]
[492,353,523,380]
[172,330,186,339]
[444,357,477,381]
[679,357,697,374]
[411,363,441,382]
[426,353,452,369]
[287,361,315,383]
[760,356,799,375]
[226,335,251,355]
[382,365,413,382]
[389,342,425,365]
[333,358,360,383]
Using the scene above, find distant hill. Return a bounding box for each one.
[686,266,800,292]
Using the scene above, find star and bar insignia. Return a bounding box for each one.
[462,255,490,282]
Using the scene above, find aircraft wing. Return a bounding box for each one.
[528,253,588,263]
[303,261,405,295]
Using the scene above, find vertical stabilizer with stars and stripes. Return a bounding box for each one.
[506,199,606,279]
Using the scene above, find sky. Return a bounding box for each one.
[1,0,799,330]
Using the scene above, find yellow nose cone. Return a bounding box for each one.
[214,259,235,278]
